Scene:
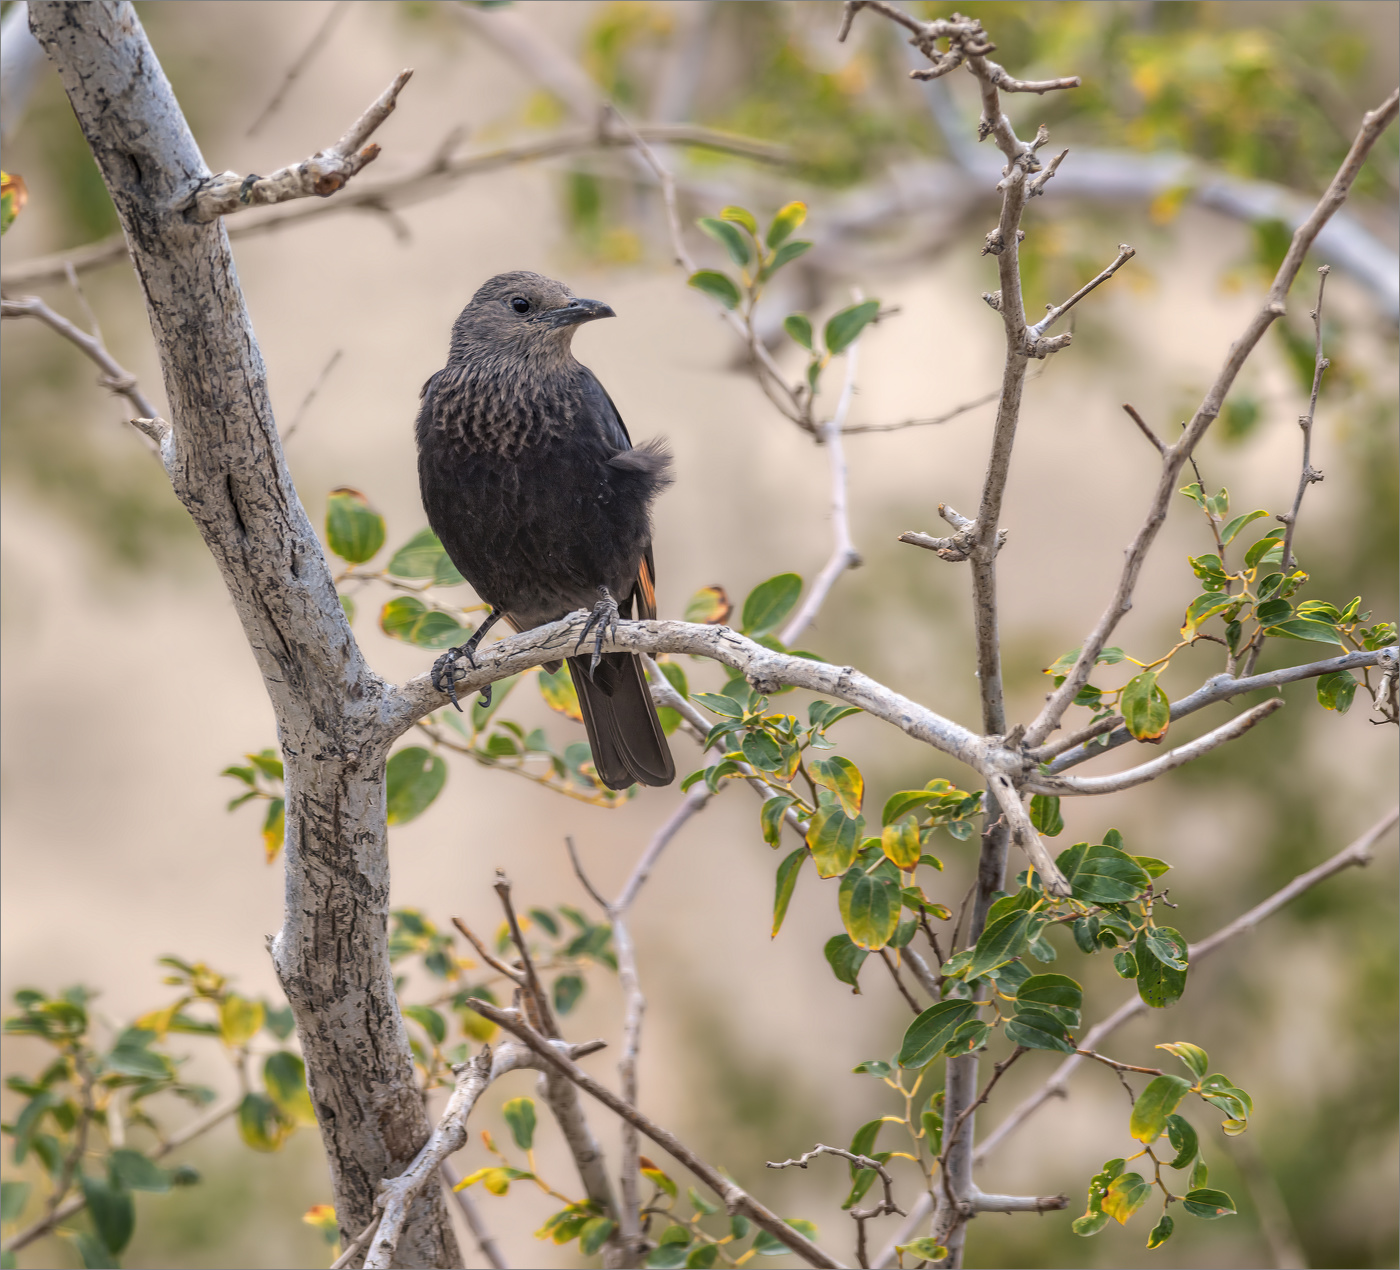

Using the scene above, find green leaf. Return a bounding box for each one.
[1114,950,1138,979]
[685,1242,720,1268]
[81,1172,135,1256]
[386,528,465,585]
[1183,1188,1236,1219]
[237,1091,293,1152]
[220,995,265,1048]
[769,239,813,272]
[1135,928,1188,1008]
[1244,530,1286,569]
[687,269,741,310]
[772,848,806,937]
[1029,794,1064,837]
[766,200,807,247]
[839,867,901,951]
[1130,1075,1192,1142]
[965,909,1036,979]
[742,731,784,772]
[1142,926,1188,971]
[403,1004,446,1045]
[898,1000,978,1067]
[1156,1041,1208,1081]
[379,596,471,649]
[741,573,802,637]
[824,934,868,991]
[811,757,863,815]
[1219,509,1268,545]
[1,1180,29,1223]
[386,747,447,825]
[553,974,585,1015]
[783,313,813,350]
[1120,670,1170,741]
[1072,1211,1110,1237]
[1102,1172,1151,1225]
[104,1032,168,1081]
[1056,841,1151,904]
[1004,1008,1074,1053]
[1265,616,1344,645]
[852,1059,892,1077]
[1165,1114,1199,1169]
[806,804,862,878]
[261,798,285,862]
[824,300,880,355]
[646,1245,689,1269]
[761,795,796,848]
[325,488,385,564]
[108,1148,171,1193]
[880,820,920,870]
[1017,974,1083,1013]
[1182,592,1236,637]
[1146,1213,1174,1248]
[698,216,751,266]
[579,1216,615,1256]
[1134,855,1171,879]
[730,1215,751,1240]
[1316,670,1358,712]
[262,1051,316,1124]
[895,1238,949,1262]
[502,1096,537,1150]
[719,205,758,235]
[751,1219,818,1257]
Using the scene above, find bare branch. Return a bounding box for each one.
[1026,244,1135,341]
[985,773,1071,896]
[246,0,352,138]
[972,808,1398,1164]
[613,783,711,915]
[564,836,610,912]
[465,1001,847,1269]
[190,69,412,222]
[281,348,343,444]
[842,386,999,435]
[1037,648,1394,771]
[879,948,924,1013]
[1122,403,1167,455]
[767,1143,905,1267]
[967,1188,1068,1214]
[494,871,558,1038]
[1026,87,1400,749]
[1279,266,1331,574]
[451,916,526,987]
[781,323,864,644]
[1029,698,1284,795]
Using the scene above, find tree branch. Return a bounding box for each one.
[1279,266,1330,575]
[1028,698,1284,795]
[464,1002,847,1269]
[1025,87,1400,749]
[438,1163,511,1270]
[190,69,412,222]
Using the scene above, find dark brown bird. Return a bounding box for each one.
[415,271,675,789]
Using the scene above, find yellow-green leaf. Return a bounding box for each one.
[1129,1075,1191,1143]
[1120,670,1170,741]
[263,1051,316,1125]
[539,664,583,721]
[220,995,265,1048]
[766,200,807,248]
[839,867,901,951]
[810,756,863,815]
[1101,1172,1151,1224]
[880,820,920,869]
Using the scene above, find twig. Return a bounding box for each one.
[1122,403,1166,455]
[842,386,999,434]
[613,785,711,913]
[2,123,789,289]
[1028,698,1284,795]
[246,0,352,137]
[451,916,526,986]
[2,1097,240,1255]
[494,871,558,1037]
[1075,1050,1164,1076]
[1279,267,1330,574]
[985,773,1071,896]
[281,348,343,443]
[1025,244,1135,341]
[767,1144,905,1268]
[780,311,864,644]
[1,294,161,422]
[1026,87,1400,750]
[463,1001,846,1270]
[972,808,1398,1165]
[1037,648,1393,771]
[331,1214,383,1270]
[191,69,413,222]
[879,949,923,1014]
[564,836,609,912]
[439,1163,511,1270]
[936,1047,1027,1181]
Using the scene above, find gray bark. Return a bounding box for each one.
[26,4,458,1264]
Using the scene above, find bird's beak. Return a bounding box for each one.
[549,297,615,328]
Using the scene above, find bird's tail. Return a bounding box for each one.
[567,653,675,790]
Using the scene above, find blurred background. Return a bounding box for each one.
[1,2,1396,1267]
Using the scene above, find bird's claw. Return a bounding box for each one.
[576,591,620,678]
[431,642,486,712]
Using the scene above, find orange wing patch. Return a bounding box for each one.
[636,557,657,619]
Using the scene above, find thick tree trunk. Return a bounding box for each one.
[27,4,459,1263]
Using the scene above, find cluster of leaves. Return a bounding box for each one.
[688,201,882,406]
[1043,482,1395,745]
[0,172,26,235]
[1073,1043,1245,1250]
[0,959,312,1268]
[462,1097,819,1269]
[388,907,616,1087]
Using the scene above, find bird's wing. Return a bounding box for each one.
[578,366,634,452]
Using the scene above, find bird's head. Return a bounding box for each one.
[450,271,614,362]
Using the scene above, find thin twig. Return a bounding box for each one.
[281,347,343,443]
[1075,1050,1164,1076]
[493,871,558,1037]
[451,916,526,986]
[439,1163,511,1270]
[463,1001,846,1270]
[563,836,609,912]
[1279,266,1330,574]
[879,949,922,1014]
[246,0,352,137]
[1025,244,1135,341]
[1122,403,1167,455]
[842,386,999,435]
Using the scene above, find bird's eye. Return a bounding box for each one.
[510,297,530,314]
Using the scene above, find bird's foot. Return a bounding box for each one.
[576,588,620,678]
[431,642,489,712]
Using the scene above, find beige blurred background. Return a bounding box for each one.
[2,3,1397,1267]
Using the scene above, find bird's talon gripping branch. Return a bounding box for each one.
[576,587,621,678]
[430,607,504,711]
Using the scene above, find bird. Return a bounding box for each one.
[414,270,675,790]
